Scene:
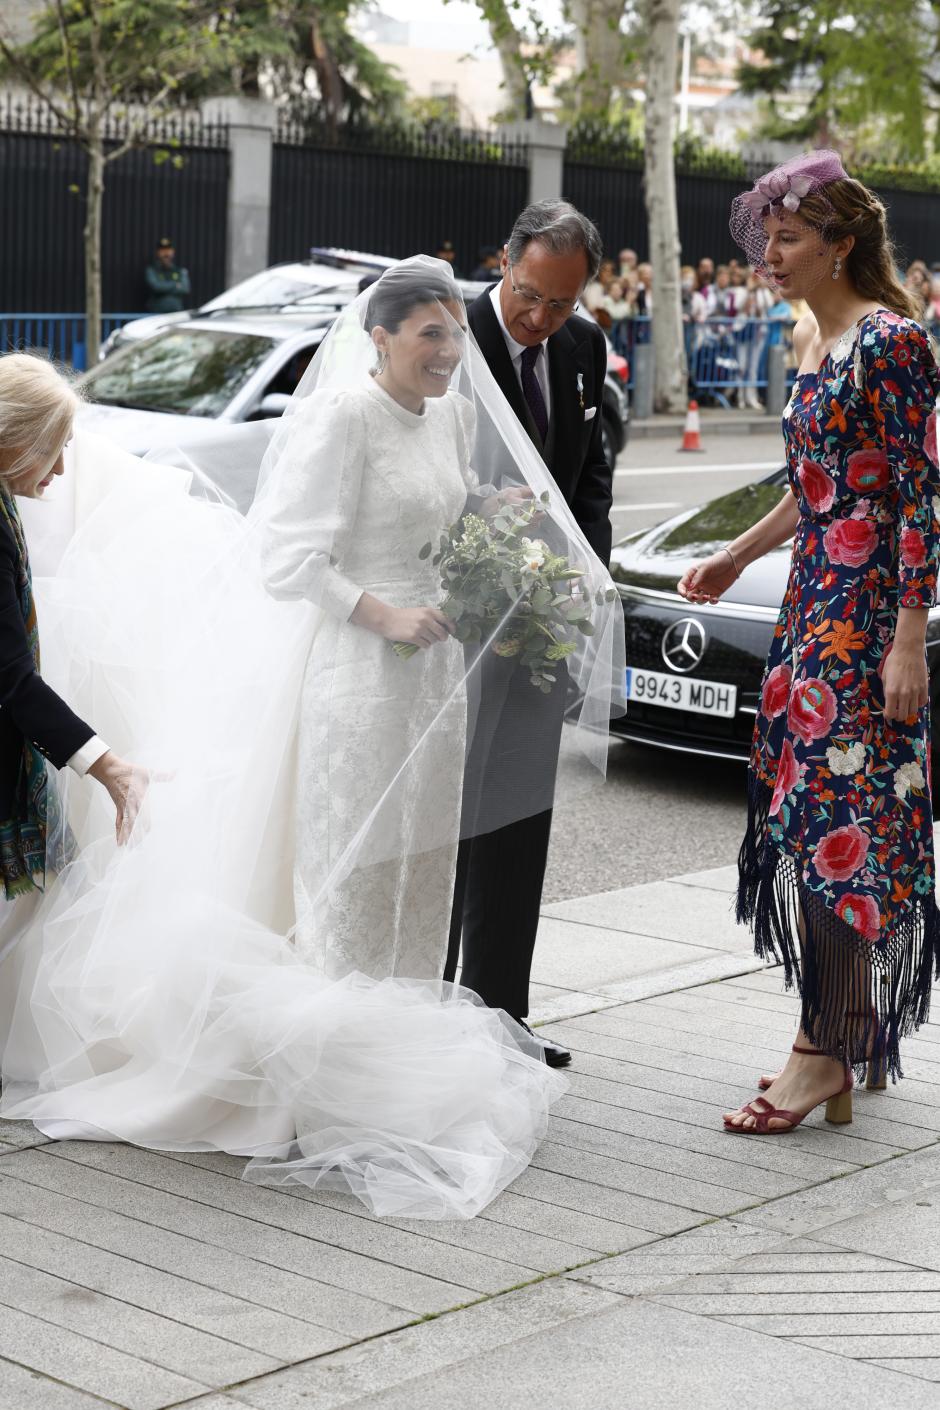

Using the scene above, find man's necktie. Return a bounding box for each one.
[520,344,549,444]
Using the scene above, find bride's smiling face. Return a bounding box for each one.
[372,299,466,408]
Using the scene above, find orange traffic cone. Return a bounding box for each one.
[678,400,705,453]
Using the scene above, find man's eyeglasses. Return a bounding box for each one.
[508,264,580,316]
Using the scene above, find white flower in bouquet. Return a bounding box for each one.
[520,537,547,571]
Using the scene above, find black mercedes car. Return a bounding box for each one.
[609,467,940,765]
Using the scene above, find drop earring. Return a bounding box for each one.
[371,349,389,376]
[832,256,842,281]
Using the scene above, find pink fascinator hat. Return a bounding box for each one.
[730,149,849,268]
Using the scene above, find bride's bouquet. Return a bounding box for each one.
[395,493,615,692]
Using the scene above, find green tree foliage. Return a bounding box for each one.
[222,2,406,123]
[739,0,932,162]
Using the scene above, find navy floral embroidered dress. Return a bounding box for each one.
[738,311,940,1076]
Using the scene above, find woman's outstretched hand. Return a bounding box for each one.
[87,751,151,844]
[677,552,739,605]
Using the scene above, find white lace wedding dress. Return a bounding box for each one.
[260,380,473,980]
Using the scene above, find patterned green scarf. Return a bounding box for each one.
[0,488,55,898]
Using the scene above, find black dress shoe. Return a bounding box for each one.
[516,1020,571,1068]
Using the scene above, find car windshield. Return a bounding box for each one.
[81,328,275,417]
[202,266,355,312]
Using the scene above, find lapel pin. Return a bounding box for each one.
[577,372,585,409]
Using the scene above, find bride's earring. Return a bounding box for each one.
[832,256,842,281]
[371,348,389,377]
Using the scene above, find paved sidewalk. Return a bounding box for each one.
[1,864,938,1409]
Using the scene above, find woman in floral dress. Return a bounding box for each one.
[679,151,940,1133]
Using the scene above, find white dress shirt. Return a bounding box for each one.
[68,735,110,776]
[488,284,552,423]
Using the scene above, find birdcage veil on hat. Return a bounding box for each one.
[730,149,849,278]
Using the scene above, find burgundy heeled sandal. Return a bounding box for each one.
[726,1045,853,1134]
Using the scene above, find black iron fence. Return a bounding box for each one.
[3,95,940,324]
[0,96,229,313]
[563,128,940,269]
[269,117,529,273]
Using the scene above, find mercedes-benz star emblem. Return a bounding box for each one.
[661,618,706,673]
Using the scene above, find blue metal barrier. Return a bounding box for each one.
[0,314,146,370]
[609,314,795,409]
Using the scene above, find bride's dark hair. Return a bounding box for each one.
[363,267,460,333]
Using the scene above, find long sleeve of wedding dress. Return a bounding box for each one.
[260,389,367,621]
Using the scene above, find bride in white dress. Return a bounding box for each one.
[0,258,624,1218]
[262,269,487,980]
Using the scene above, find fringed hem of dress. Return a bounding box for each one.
[736,774,939,1083]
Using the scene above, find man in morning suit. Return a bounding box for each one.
[443,198,613,1067]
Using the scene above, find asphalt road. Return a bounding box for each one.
[610,423,787,539]
[544,425,786,904]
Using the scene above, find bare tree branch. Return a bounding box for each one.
[53,0,83,123]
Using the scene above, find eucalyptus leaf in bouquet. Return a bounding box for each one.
[394,493,616,692]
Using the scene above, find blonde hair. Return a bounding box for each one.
[798,179,921,321]
[0,352,81,483]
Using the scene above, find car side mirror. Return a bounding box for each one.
[255,392,292,418]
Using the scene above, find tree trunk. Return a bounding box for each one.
[643,0,687,414]
[484,0,531,119]
[568,0,627,114]
[83,131,105,368]
[310,17,345,134]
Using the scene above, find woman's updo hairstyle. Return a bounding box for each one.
[0,352,81,484]
[363,265,461,335]
[797,179,921,321]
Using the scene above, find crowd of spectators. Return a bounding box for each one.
[454,239,940,408]
[580,248,940,407]
[580,247,803,408]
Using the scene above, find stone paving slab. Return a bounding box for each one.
[672,863,739,893]
[553,1093,859,1183]
[0,1253,281,1386]
[871,1358,940,1381]
[530,916,721,991]
[0,1208,340,1362]
[735,1143,940,1237]
[0,1357,108,1410]
[0,1300,207,1409]
[49,1142,530,1296]
[807,1190,940,1274]
[541,877,743,952]
[5,1145,477,1314]
[219,1295,940,1410]
[182,1280,626,1410]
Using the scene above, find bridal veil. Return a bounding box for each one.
[0,257,625,1218]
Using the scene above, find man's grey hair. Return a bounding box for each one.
[506,199,603,284]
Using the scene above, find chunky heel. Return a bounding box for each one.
[726,1047,854,1134]
[865,1056,888,1091]
[825,1090,853,1124]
